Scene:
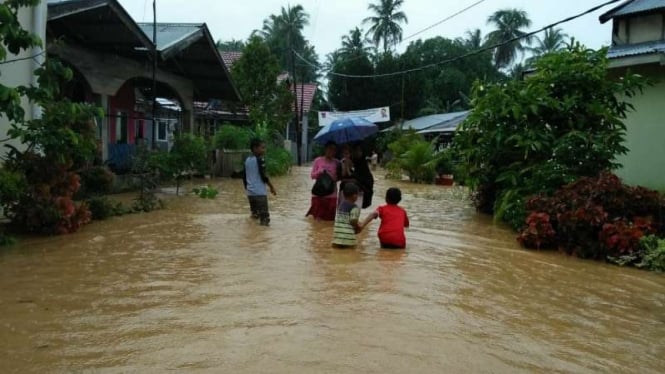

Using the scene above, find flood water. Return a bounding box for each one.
[1,167,664,373]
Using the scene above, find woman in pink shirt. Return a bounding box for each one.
[306,141,340,221]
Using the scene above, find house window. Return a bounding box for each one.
[157,121,168,141]
[115,112,128,144]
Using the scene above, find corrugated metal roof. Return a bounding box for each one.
[293,83,317,114]
[418,112,470,134]
[600,0,665,23]
[384,111,470,132]
[138,23,202,52]
[607,40,665,58]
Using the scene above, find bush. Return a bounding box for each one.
[637,235,665,272]
[152,133,208,195]
[87,196,127,220]
[214,124,252,150]
[78,166,115,197]
[266,146,291,176]
[192,185,219,199]
[518,172,664,263]
[386,131,442,183]
[453,43,646,228]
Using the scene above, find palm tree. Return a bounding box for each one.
[257,5,310,62]
[486,9,532,68]
[340,27,373,58]
[363,0,408,53]
[216,39,245,52]
[464,29,483,49]
[529,27,569,56]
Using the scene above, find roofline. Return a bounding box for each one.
[608,52,665,67]
[199,23,242,102]
[48,0,154,50]
[598,0,665,23]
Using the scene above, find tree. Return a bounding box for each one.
[231,36,293,130]
[363,0,408,53]
[486,9,532,68]
[528,28,569,57]
[216,39,245,52]
[340,27,374,58]
[463,29,483,49]
[258,4,312,72]
[453,44,646,229]
[151,134,208,195]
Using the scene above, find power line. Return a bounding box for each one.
[401,0,487,44]
[295,0,622,79]
[0,51,46,65]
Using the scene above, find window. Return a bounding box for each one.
[115,112,128,144]
[157,121,168,141]
[136,120,144,140]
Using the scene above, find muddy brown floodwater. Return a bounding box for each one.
[1,167,664,373]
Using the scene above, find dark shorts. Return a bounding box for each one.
[248,195,270,226]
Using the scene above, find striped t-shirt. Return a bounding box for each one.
[333,201,360,247]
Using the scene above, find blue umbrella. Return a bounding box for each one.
[313,117,378,145]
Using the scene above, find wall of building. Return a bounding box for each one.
[629,14,664,44]
[0,2,47,159]
[612,65,665,191]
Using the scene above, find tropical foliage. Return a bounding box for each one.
[453,44,646,229]
[151,133,208,195]
[363,0,409,53]
[385,131,442,183]
[485,9,533,68]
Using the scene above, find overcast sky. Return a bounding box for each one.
[118,0,615,60]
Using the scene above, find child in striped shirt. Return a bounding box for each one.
[332,182,366,248]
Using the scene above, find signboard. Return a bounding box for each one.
[318,106,390,127]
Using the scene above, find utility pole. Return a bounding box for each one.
[299,70,305,163]
[291,49,301,166]
[151,0,158,149]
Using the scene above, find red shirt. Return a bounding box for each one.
[376,204,409,248]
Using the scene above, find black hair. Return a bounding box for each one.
[386,188,402,205]
[343,182,360,198]
[324,140,337,148]
[250,138,264,151]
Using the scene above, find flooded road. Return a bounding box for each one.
[1,167,664,373]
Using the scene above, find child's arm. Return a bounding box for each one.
[404,212,410,228]
[258,157,277,195]
[350,207,364,233]
[360,211,379,228]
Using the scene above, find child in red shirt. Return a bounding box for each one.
[364,188,410,249]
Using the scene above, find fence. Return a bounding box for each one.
[214,149,251,178]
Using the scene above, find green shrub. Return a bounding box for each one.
[192,185,219,199]
[79,166,115,197]
[151,133,208,195]
[87,196,127,220]
[214,124,252,150]
[453,43,646,228]
[637,235,665,272]
[266,146,292,176]
[386,132,442,183]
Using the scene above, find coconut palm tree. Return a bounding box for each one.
[486,9,532,68]
[340,27,374,58]
[363,0,408,53]
[464,29,483,49]
[216,39,245,52]
[529,27,569,56]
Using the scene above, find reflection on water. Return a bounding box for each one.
[0,167,664,373]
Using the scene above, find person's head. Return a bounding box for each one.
[352,143,364,159]
[386,187,402,205]
[342,182,360,203]
[341,144,351,159]
[250,138,266,156]
[324,141,337,159]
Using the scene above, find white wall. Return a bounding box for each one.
[0,2,47,159]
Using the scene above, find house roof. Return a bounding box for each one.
[384,111,470,132]
[47,0,154,59]
[418,111,470,134]
[600,0,665,23]
[607,40,665,58]
[293,83,317,114]
[138,23,240,102]
[219,51,243,69]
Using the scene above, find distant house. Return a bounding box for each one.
[383,111,469,148]
[600,0,665,190]
[0,1,47,160]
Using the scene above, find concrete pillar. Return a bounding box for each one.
[100,94,109,161]
[301,115,309,163]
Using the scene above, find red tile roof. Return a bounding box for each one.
[220,51,242,69]
[292,83,317,114]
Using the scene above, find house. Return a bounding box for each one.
[45,0,241,172]
[0,1,47,160]
[600,0,665,190]
[382,111,469,148]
